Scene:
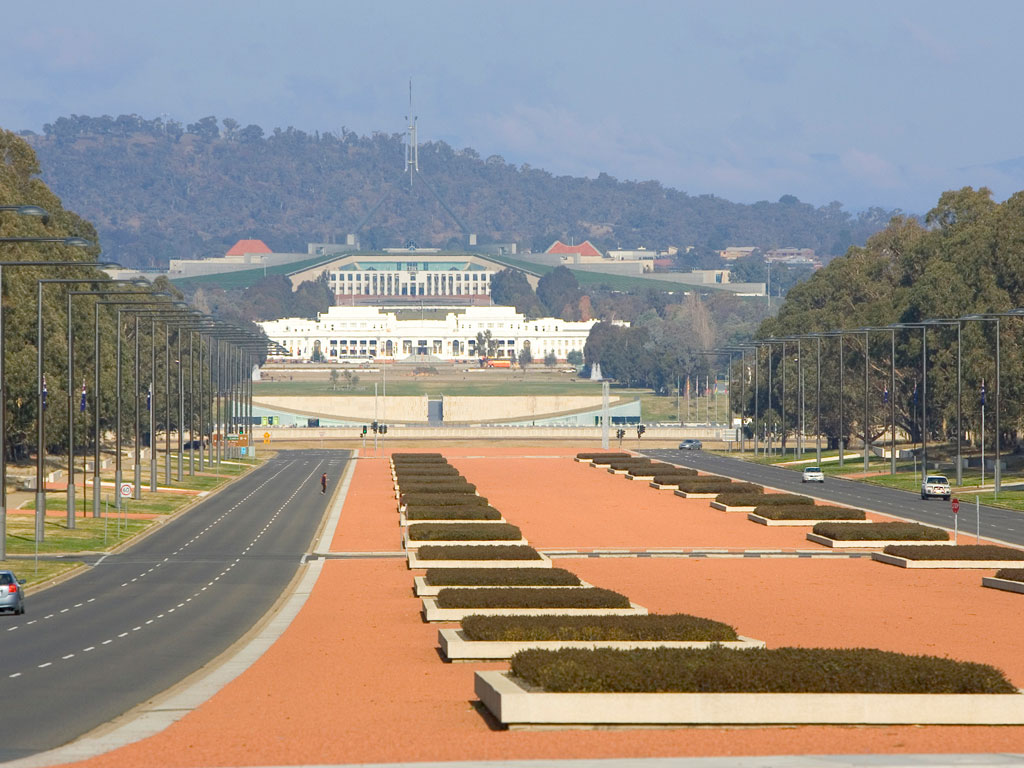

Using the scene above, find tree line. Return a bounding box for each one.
[21,114,899,269]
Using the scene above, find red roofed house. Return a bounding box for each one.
[545,240,603,258]
[226,239,273,257]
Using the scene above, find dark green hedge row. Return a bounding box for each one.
[399,482,476,494]
[651,472,698,484]
[608,459,655,471]
[884,544,1024,560]
[408,523,522,541]
[436,586,630,609]
[751,494,814,507]
[393,459,449,467]
[402,493,489,507]
[461,613,739,642]
[994,568,1024,582]
[627,462,676,476]
[509,646,1016,694]
[755,505,865,520]
[706,486,763,504]
[674,479,738,493]
[425,568,582,587]
[813,522,948,541]
[393,452,445,460]
[417,545,542,560]
[405,506,502,521]
[395,467,462,478]
[577,452,631,462]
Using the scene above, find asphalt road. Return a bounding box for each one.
[642,449,1024,548]
[0,448,349,763]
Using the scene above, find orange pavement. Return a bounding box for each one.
[65,447,1024,768]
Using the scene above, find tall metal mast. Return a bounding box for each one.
[405,78,418,188]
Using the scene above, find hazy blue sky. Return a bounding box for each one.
[3,0,1023,213]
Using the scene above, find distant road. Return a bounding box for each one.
[642,449,1024,548]
[0,449,348,763]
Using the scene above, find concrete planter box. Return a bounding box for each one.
[873,552,1024,569]
[748,514,871,527]
[399,514,506,527]
[439,629,764,661]
[625,473,657,481]
[606,468,631,475]
[808,534,955,549]
[573,458,594,464]
[414,577,593,597]
[673,490,720,499]
[407,551,553,570]
[475,672,1024,726]
[422,598,648,623]
[982,576,1024,594]
[403,533,529,550]
[649,482,680,490]
[710,502,758,512]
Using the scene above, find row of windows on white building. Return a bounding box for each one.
[328,270,491,296]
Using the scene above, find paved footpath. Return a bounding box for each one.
[9,445,1024,768]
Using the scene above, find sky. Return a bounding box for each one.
[3,0,1024,214]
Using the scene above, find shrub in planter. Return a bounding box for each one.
[393,459,450,468]
[651,471,699,484]
[710,489,765,506]
[883,544,1024,561]
[408,523,522,541]
[425,568,582,587]
[755,505,865,520]
[577,452,631,462]
[399,481,476,494]
[395,467,462,478]
[402,493,489,508]
[627,462,676,476]
[436,586,630,609]
[813,522,948,541]
[393,452,445,460]
[405,506,502,521]
[608,459,654,471]
[461,613,739,642]
[508,646,1017,694]
[416,545,542,560]
[994,568,1024,582]
[750,494,814,507]
[674,478,736,493]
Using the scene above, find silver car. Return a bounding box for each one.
[678,439,703,450]
[0,571,25,615]
[801,466,825,483]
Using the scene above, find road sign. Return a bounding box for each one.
[119,483,134,498]
[952,497,960,514]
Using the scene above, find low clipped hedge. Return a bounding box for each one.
[402,493,489,508]
[399,481,476,494]
[405,506,502,521]
[755,505,865,521]
[408,523,522,541]
[709,488,765,506]
[813,522,948,541]
[436,586,630,609]
[393,452,445,460]
[674,478,737,493]
[883,544,1024,561]
[627,462,676,476]
[425,568,582,587]
[608,459,654,471]
[651,471,698,484]
[416,544,542,560]
[395,467,462,478]
[751,494,814,507]
[995,568,1024,582]
[461,613,738,642]
[578,452,631,462]
[508,646,1017,694]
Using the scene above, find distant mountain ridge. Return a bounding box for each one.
[22,114,901,269]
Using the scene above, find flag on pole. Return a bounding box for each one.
[80,379,87,413]
[42,374,48,410]
[980,379,986,407]
[912,380,918,407]
[883,384,889,404]
[146,383,152,412]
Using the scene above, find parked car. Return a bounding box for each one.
[678,439,703,450]
[0,571,26,615]
[921,475,951,500]
[801,466,825,483]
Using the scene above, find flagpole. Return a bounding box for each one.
[981,379,985,488]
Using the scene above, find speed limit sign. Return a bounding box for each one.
[119,483,134,498]
[951,497,960,514]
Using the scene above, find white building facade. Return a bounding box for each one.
[259,305,598,362]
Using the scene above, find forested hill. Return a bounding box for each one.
[23,114,900,269]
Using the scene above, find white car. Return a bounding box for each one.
[801,466,825,483]
[921,475,951,500]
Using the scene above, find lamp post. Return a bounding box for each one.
[959,310,1024,494]
[64,283,149,524]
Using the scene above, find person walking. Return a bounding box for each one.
[320,472,328,494]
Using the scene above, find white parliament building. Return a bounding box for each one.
[259,305,598,363]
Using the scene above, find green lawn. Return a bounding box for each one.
[0,559,83,585]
